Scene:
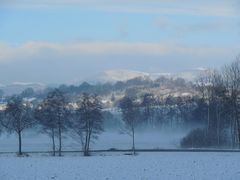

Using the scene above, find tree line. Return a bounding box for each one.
[0,89,146,156]
[1,57,240,155]
[0,90,104,156]
[185,56,240,148]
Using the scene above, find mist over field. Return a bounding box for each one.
[0,126,191,152]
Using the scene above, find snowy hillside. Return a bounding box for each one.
[98,69,150,82]
[92,68,206,83]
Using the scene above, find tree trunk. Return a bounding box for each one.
[84,118,90,156]
[236,119,240,149]
[234,100,240,149]
[84,131,89,156]
[230,113,235,148]
[132,127,136,155]
[18,131,22,155]
[58,126,62,156]
[86,129,92,156]
[217,108,220,146]
[207,102,210,133]
[234,117,238,148]
[51,129,56,156]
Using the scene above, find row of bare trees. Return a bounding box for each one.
[0,88,143,156]
[0,90,104,156]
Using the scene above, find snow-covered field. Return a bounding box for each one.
[2,129,237,179]
[0,152,240,180]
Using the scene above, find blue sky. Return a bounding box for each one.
[0,0,239,84]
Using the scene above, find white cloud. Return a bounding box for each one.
[0,41,238,84]
[0,41,238,63]
[101,5,237,18]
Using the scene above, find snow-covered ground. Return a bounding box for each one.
[0,129,239,180]
[0,152,240,180]
[0,129,186,152]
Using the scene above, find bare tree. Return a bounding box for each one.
[223,56,240,148]
[119,96,140,155]
[1,96,35,155]
[210,70,228,146]
[70,93,103,156]
[196,69,213,133]
[196,68,232,146]
[141,93,156,128]
[35,97,58,156]
[44,89,68,156]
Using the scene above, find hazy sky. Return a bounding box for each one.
[0,0,239,84]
